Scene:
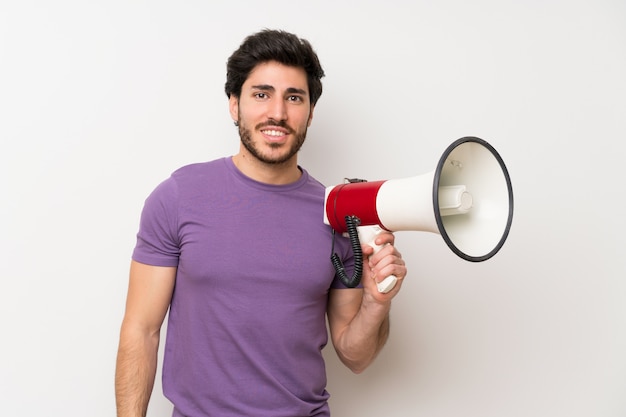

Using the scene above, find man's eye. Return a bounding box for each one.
[255,92,268,99]
[288,95,303,102]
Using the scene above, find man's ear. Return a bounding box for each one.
[229,95,239,123]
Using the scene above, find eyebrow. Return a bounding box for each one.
[251,84,308,96]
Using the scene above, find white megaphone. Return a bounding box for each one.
[323,137,514,293]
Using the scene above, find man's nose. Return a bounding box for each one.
[267,98,287,121]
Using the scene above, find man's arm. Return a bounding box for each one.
[115,261,176,417]
[327,232,406,374]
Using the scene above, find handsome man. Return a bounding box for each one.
[115,29,407,417]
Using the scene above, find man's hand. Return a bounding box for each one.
[360,230,407,301]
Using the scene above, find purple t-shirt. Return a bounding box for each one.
[132,157,354,417]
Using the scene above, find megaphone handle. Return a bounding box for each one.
[356,225,398,294]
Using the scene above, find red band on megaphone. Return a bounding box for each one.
[326,180,386,233]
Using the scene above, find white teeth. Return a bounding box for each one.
[262,130,285,137]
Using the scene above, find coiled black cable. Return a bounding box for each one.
[330,215,364,288]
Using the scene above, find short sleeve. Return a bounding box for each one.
[132,177,180,267]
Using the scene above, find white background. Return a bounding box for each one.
[1,1,625,416]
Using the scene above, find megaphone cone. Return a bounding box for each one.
[324,137,514,291]
[433,137,514,261]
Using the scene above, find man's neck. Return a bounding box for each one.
[231,153,302,185]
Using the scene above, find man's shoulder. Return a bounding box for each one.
[158,158,232,198]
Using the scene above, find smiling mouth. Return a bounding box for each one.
[257,119,293,138]
[261,129,287,137]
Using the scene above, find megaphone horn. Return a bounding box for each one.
[324,136,514,293]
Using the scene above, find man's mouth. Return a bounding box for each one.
[257,119,293,139]
[261,129,287,137]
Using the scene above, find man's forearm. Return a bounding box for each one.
[115,325,160,417]
[334,297,391,374]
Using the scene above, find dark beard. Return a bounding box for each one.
[238,119,307,165]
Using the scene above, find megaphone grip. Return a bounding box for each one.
[357,225,398,294]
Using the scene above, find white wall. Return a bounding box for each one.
[1,1,625,416]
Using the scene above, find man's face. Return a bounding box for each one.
[230,61,314,165]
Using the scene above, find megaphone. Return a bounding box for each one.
[324,136,514,293]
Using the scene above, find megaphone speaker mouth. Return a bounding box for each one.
[434,137,514,262]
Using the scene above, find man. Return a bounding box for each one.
[115,29,407,417]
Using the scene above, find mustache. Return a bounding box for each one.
[255,119,294,133]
